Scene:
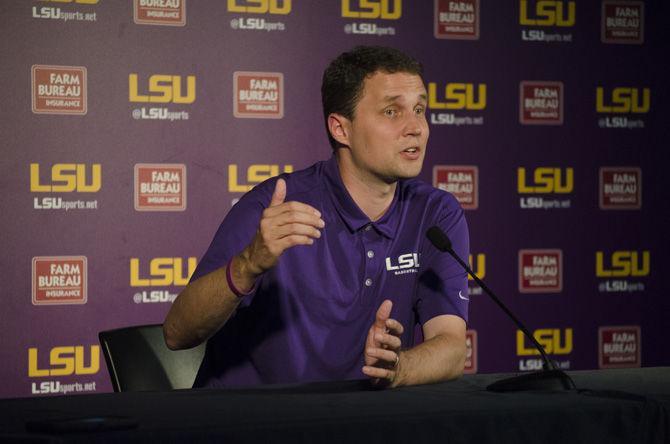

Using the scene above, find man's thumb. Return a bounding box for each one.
[374,300,393,328]
[269,178,286,207]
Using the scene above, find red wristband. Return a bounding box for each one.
[226,258,255,298]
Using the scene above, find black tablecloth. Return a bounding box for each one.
[1,367,668,443]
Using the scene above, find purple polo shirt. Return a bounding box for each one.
[191,155,469,388]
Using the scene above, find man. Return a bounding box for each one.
[164,46,469,388]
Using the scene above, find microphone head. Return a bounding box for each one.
[426,226,452,252]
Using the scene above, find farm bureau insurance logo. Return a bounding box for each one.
[599,326,640,369]
[517,167,573,209]
[32,65,87,115]
[428,82,486,126]
[518,249,562,293]
[599,167,641,210]
[601,1,643,44]
[234,72,284,119]
[464,330,477,374]
[433,165,478,209]
[228,0,290,32]
[130,257,197,304]
[28,345,100,396]
[517,328,572,371]
[341,0,400,36]
[519,0,574,42]
[134,164,186,211]
[30,163,101,211]
[434,0,479,40]
[519,81,563,125]
[129,73,195,121]
[134,0,186,26]
[32,0,98,23]
[596,86,649,130]
[32,256,87,305]
[596,250,649,293]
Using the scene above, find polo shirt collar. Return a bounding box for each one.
[323,155,401,239]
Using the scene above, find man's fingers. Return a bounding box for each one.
[374,299,393,329]
[385,318,404,336]
[274,223,322,240]
[374,332,402,350]
[272,210,325,230]
[263,200,321,219]
[362,365,395,381]
[269,178,287,207]
[366,347,398,364]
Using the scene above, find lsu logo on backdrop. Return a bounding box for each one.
[598,326,640,368]
[519,0,575,27]
[134,164,186,211]
[468,253,485,280]
[599,167,641,210]
[129,74,196,104]
[227,0,291,14]
[434,0,479,40]
[601,1,643,44]
[463,330,477,374]
[433,165,478,210]
[517,167,573,194]
[130,257,197,287]
[32,256,87,305]
[341,0,402,19]
[233,72,283,119]
[228,164,293,193]
[596,87,650,114]
[596,251,649,278]
[519,81,563,125]
[134,0,186,26]
[517,328,573,355]
[30,163,102,193]
[32,65,87,115]
[28,345,100,377]
[518,249,562,293]
[428,83,486,111]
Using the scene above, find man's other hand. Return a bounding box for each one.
[242,178,325,277]
[362,299,404,386]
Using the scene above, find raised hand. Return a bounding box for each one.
[243,178,325,276]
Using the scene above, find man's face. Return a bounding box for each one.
[343,71,429,184]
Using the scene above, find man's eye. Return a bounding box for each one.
[415,106,425,115]
[384,109,397,117]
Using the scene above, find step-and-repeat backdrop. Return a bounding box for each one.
[1,0,666,398]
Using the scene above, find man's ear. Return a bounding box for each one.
[327,113,351,147]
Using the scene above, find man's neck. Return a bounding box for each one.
[335,152,397,222]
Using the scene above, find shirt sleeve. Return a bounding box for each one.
[415,196,470,325]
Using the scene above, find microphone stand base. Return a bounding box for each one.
[487,369,575,392]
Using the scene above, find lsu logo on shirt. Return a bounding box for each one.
[596,251,649,277]
[341,0,402,19]
[385,253,420,275]
[227,0,291,14]
[517,328,573,355]
[428,83,486,110]
[30,164,101,193]
[28,346,100,377]
[130,257,197,287]
[517,167,573,194]
[129,74,196,104]
[596,87,650,114]
[228,164,293,192]
[519,0,575,27]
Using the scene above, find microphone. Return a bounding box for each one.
[426,226,575,392]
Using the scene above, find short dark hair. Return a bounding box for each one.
[321,46,423,149]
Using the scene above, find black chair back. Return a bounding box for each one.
[98,324,205,392]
